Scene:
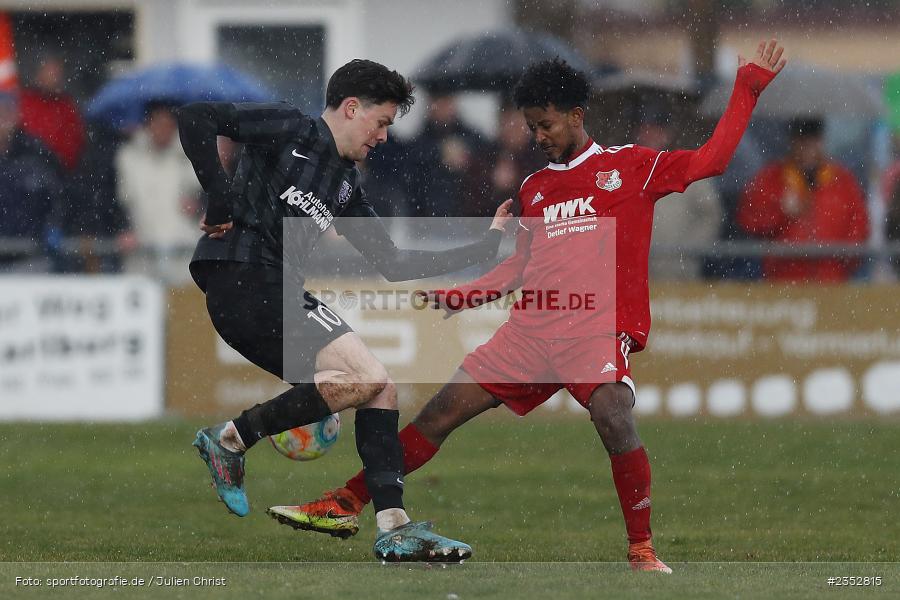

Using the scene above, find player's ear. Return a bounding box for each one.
[342,97,359,120]
[569,106,585,127]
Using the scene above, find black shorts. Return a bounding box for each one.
[192,260,354,383]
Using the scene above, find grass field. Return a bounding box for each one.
[1,416,899,598]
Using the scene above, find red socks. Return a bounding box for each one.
[345,423,439,505]
[610,446,652,544]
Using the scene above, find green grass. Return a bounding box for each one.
[1,417,898,598]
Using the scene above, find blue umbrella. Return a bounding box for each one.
[87,62,273,128]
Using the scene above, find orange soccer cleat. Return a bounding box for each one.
[628,539,673,574]
[267,487,365,539]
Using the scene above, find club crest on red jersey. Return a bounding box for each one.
[596,169,622,192]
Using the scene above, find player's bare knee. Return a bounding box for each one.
[589,384,634,431]
[352,362,390,401]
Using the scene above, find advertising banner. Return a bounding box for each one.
[166,280,900,418]
[0,276,165,421]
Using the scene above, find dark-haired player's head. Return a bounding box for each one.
[323,59,415,162]
[513,58,591,164]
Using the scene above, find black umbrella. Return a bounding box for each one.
[414,27,598,93]
[700,63,883,119]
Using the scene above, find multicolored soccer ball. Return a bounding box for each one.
[269,413,341,461]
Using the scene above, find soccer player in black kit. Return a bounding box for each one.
[177,59,512,562]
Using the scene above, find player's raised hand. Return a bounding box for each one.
[490,199,514,231]
[739,39,786,76]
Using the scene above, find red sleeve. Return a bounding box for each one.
[737,164,789,237]
[437,221,532,311]
[644,63,776,197]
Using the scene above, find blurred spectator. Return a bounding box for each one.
[0,91,62,272]
[52,123,133,273]
[737,117,869,282]
[19,51,86,172]
[640,118,722,280]
[403,94,488,218]
[703,127,765,280]
[882,131,900,212]
[360,136,408,217]
[115,101,201,281]
[886,180,900,278]
[479,106,544,215]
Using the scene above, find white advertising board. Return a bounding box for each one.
[0,276,165,421]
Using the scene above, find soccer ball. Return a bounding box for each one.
[269,414,341,461]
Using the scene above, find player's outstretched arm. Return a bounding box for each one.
[340,199,514,282]
[423,222,531,318]
[685,40,786,181]
[644,40,786,196]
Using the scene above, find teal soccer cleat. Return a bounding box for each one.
[373,521,472,563]
[193,427,249,517]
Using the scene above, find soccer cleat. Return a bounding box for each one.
[193,427,249,517]
[373,521,472,563]
[628,539,673,574]
[267,487,364,539]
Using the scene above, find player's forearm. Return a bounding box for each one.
[176,102,238,225]
[443,260,524,309]
[686,64,775,182]
[374,229,503,282]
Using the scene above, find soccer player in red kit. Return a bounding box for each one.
[269,40,786,572]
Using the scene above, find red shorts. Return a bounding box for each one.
[460,321,635,416]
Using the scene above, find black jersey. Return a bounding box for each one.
[179,101,371,271]
[178,101,503,289]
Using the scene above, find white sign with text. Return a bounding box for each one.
[0,276,164,421]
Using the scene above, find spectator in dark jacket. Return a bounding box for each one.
[402,93,489,218]
[0,91,62,272]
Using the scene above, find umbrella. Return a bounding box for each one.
[414,27,598,93]
[87,62,273,128]
[700,63,884,119]
[592,70,698,96]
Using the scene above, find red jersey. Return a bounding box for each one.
[443,64,776,351]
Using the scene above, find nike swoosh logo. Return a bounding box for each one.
[292,150,309,160]
[396,478,404,485]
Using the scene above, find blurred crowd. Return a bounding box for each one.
[2,53,900,285]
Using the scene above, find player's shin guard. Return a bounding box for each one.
[610,446,653,544]
[355,409,404,512]
[232,382,331,450]
[345,423,439,505]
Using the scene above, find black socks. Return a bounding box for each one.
[233,382,331,450]
[355,408,404,512]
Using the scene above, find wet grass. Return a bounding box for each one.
[1,417,898,597]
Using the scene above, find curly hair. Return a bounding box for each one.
[326,59,416,117]
[513,57,591,111]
